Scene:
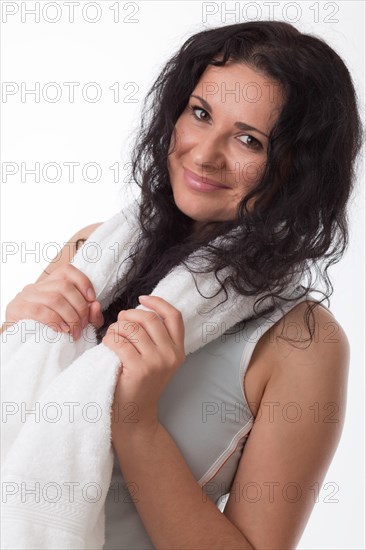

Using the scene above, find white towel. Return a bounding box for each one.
[0,197,304,549]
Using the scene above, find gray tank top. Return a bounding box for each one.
[103,293,324,549]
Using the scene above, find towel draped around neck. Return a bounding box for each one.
[0,197,304,549]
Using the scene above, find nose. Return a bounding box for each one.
[190,132,226,176]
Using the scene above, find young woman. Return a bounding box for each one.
[2,20,363,549]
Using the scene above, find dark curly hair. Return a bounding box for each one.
[94,20,363,348]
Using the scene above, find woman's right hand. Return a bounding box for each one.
[4,264,104,340]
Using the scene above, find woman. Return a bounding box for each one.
[2,20,363,549]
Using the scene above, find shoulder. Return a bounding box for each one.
[74,222,104,250]
[267,299,350,438]
[60,221,104,257]
[75,221,104,241]
[270,299,350,374]
[35,222,103,282]
[223,301,350,547]
[246,300,350,413]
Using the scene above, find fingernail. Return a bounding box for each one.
[87,288,95,301]
[61,323,69,332]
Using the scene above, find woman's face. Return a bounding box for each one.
[167,61,284,232]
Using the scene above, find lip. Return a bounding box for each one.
[183,167,230,192]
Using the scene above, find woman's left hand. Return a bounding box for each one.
[102,295,186,440]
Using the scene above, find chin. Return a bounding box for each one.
[171,192,204,221]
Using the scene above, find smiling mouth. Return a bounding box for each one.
[183,167,230,189]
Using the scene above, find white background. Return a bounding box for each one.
[1,1,365,548]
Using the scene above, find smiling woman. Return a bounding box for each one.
[90,19,363,550]
[3,18,363,550]
[95,20,363,349]
[167,61,283,229]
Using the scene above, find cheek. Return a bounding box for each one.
[172,117,199,152]
[239,155,266,187]
[228,156,266,205]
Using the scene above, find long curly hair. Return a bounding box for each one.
[94,20,363,347]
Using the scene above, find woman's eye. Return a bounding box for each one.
[188,104,263,151]
[189,105,209,121]
[238,135,262,150]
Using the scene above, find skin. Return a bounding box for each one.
[2,62,350,548]
[105,62,349,548]
[167,60,284,233]
[109,296,349,549]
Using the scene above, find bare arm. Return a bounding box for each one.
[34,222,103,283]
[113,304,349,549]
[113,424,254,550]
[223,303,350,548]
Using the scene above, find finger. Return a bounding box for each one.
[113,317,155,352]
[48,263,96,303]
[104,323,141,364]
[138,295,185,349]
[9,302,72,334]
[26,281,89,339]
[89,301,104,329]
[117,308,173,349]
[105,321,146,358]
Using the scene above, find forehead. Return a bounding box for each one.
[192,61,284,130]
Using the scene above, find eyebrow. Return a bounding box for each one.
[190,94,269,138]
